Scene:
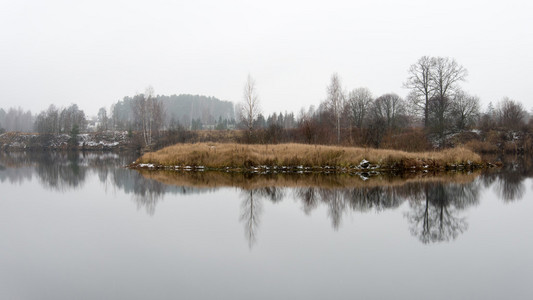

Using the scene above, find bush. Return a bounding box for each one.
[381,128,432,152]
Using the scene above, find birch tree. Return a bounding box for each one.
[134,86,163,147]
[326,73,345,143]
[239,74,261,139]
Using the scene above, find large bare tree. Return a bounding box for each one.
[404,56,436,127]
[239,74,261,139]
[431,57,468,101]
[326,73,345,144]
[405,56,467,129]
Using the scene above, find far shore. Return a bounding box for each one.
[130,143,498,173]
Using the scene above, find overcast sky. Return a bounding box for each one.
[1,0,532,116]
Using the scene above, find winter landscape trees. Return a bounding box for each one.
[1,56,532,154]
[238,74,261,140]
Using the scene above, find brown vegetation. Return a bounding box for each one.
[138,168,480,190]
[133,143,485,171]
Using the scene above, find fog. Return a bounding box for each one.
[1,0,532,116]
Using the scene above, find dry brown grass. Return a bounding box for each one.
[464,140,500,153]
[135,143,483,170]
[139,169,480,190]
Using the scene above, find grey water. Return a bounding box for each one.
[1,152,532,300]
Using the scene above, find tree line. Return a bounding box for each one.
[239,57,532,151]
[2,56,532,152]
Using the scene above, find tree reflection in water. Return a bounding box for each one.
[479,156,533,202]
[2,152,533,245]
[131,174,166,215]
[240,190,263,248]
[404,182,479,244]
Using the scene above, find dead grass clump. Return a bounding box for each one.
[381,129,432,152]
[464,140,500,153]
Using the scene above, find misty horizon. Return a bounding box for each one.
[1,0,532,117]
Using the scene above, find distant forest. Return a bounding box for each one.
[109,94,236,131]
[0,94,237,134]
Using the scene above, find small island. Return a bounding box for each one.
[130,143,495,173]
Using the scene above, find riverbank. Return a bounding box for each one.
[131,143,495,172]
[0,131,133,151]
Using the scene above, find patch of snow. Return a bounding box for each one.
[138,163,155,168]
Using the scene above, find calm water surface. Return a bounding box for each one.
[1,152,532,299]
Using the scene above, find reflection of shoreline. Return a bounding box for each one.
[235,179,481,246]
[138,170,488,245]
[1,152,531,245]
[137,169,481,190]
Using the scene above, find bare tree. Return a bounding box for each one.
[417,57,468,146]
[239,74,261,140]
[59,104,86,133]
[432,57,468,101]
[134,86,163,147]
[346,87,373,129]
[428,95,455,147]
[452,91,480,131]
[97,107,108,132]
[404,56,436,127]
[496,97,527,130]
[326,73,345,143]
[372,93,406,130]
[405,56,467,129]
[34,105,60,134]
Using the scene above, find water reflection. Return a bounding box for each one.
[479,156,533,202]
[0,152,209,214]
[240,190,263,248]
[404,182,478,244]
[1,152,532,246]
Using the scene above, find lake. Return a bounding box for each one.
[1,152,532,300]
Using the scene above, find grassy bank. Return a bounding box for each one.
[132,143,491,172]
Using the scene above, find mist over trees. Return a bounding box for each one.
[108,93,235,132]
[0,107,33,133]
[34,104,87,134]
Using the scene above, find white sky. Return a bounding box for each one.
[1,0,532,116]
